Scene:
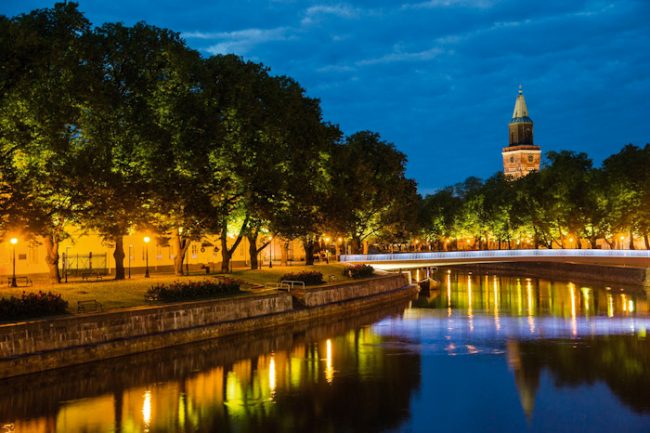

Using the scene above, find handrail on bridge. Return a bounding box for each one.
[339,249,650,263]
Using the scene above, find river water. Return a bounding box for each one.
[2,270,650,433]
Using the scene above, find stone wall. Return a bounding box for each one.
[0,273,414,378]
[0,293,293,358]
[298,274,409,307]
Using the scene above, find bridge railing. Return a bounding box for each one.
[339,249,650,263]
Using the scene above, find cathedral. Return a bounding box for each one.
[502,86,541,178]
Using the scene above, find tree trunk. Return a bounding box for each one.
[281,241,289,266]
[303,238,315,265]
[220,218,248,273]
[172,231,190,275]
[247,233,259,270]
[113,235,125,280]
[590,237,598,249]
[644,233,650,250]
[362,240,369,255]
[629,230,635,250]
[351,236,362,254]
[221,226,231,273]
[42,235,61,283]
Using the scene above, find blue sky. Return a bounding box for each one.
[3,0,650,194]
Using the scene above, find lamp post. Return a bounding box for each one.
[10,238,17,287]
[128,244,132,279]
[64,246,71,283]
[269,236,273,268]
[144,237,151,278]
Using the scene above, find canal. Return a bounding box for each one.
[2,270,650,432]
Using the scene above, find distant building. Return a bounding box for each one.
[502,86,541,178]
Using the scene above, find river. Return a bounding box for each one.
[1,270,650,432]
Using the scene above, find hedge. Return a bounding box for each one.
[279,271,324,286]
[0,291,68,321]
[145,279,241,302]
[344,264,375,279]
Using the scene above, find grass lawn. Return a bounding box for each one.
[0,262,355,314]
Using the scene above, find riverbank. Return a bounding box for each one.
[446,261,650,289]
[0,273,416,379]
[0,263,353,312]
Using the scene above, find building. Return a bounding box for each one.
[502,86,541,178]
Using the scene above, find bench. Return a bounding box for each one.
[7,276,32,287]
[81,272,104,281]
[77,299,103,313]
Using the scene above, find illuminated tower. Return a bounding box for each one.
[502,86,541,178]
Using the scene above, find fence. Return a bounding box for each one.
[61,252,108,276]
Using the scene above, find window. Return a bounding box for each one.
[510,156,514,163]
[528,154,534,163]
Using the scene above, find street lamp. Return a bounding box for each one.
[10,238,17,287]
[144,236,151,278]
[268,236,273,268]
[128,244,132,279]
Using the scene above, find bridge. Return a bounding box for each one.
[339,249,650,270]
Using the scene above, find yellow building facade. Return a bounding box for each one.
[1,228,306,278]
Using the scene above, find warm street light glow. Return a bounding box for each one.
[144,236,151,278]
[9,237,18,287]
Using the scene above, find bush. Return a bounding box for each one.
[279,271,324,286]
[0,291,68,321]
[344,264,375,279]
[146,279,240,302]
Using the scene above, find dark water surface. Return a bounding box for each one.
[2,270,650,433]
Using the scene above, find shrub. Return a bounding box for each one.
[279,271,324,286]
[146,279,240,302]
[0,291,68,321]
[344,264,375,279]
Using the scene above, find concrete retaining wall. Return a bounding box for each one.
[0,273,414,378]
[450,262,650,288]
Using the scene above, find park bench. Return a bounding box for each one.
[6,276,32,287]
[81,271,103,281]
[77,299,103,313]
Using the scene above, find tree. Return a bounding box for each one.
[328,131,414,254]
[0,2,92,282]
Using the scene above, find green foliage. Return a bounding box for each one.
[0,291,68,321]
[145,279,241,302]
[279,271,324,286]
[344,264,375,279]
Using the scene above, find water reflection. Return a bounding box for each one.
[0,303,419,433]
[412,271,648,318]
[2,271,650,432]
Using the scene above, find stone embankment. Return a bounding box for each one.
[0,274,416,378]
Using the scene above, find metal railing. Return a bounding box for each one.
[340,249,650,263]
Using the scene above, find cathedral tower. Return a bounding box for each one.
[502,86,541,178]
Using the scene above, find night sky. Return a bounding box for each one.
[3,0,650,194]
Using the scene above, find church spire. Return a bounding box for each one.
[502,85,541,179]
[512,85,530,119]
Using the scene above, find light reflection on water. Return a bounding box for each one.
[1,270,650,433]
